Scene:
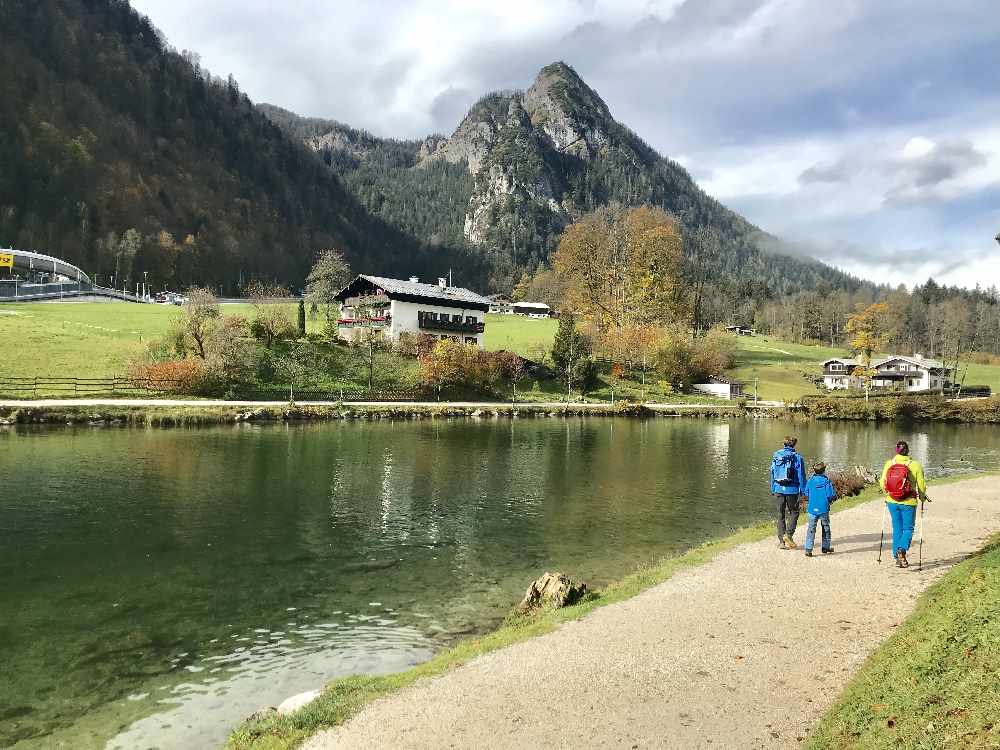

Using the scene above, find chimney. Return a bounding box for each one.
[438,277,447,289]
[409,276,419,283]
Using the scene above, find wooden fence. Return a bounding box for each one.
[0,376,423,401]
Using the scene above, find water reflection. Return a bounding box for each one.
[1,418,998,749]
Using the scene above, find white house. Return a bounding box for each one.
[693,376,745,400]
[510,301,552,318]
[334,275,491,346]
[822,355,955,392]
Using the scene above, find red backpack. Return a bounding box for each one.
[885,461,914,500]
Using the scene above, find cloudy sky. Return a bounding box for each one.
[131,0,1000,289]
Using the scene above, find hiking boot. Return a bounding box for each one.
[783,535,798,550]
[898,549,909,568]
[804,550,813,557]
[778,539,788,549]
[822,548,834,555]
[895,549,904,568]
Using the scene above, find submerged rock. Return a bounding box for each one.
[515,571,587,615]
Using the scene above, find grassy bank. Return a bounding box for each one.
[806,532,1000,750]
[225,479,928,750]
[802,394,1000,423]
[0,402,687,427]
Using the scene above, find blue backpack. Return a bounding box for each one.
[772,452,798,487]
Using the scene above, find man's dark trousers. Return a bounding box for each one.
[775,493,800,541]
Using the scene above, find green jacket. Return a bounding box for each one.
[880,455,927,506]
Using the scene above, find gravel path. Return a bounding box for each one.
[304,476,1000,750]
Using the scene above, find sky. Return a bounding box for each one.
[130,0,1000,290]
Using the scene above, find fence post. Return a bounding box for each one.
[33,376,37,399]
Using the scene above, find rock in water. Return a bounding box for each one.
[515,571,587,615]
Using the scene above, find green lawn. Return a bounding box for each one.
[482,313,558,358]
[728,336,849,401]
[807,532,1000,750]
[0,302,304,379]
[3,303,998,403]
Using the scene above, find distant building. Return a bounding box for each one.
[334,275,491,346]
[822,354,955,392]
[487,295,512,315]
[725,325,755,336]
[693,376,745,400]
[510,302,552,318]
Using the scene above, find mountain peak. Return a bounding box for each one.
[524,61,612,158]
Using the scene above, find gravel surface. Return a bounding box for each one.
[303,477,1000,749]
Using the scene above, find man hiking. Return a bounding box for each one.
[879,440,928,568]
[771,436,807,549]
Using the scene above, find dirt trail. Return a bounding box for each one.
[304,476,1000,750]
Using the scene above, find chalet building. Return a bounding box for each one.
[510,302,552,318]
[822,355,955,392]
[334,275,491,346]
[725,325,755,336]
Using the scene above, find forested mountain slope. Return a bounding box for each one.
[0,0,477,292]
[263,63,863,295]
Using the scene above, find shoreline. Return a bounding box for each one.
[226,473,992,750]
[0,400,770,426]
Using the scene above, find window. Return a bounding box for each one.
[452,314,462,323]
[465,315,475,324]
[465,337,477,344]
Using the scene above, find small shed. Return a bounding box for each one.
[692,376,745,400]
[725,325,755,336]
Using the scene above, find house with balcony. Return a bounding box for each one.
[334,274,490,346]
[822,354,954,392]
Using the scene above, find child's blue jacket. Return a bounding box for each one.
[805,475,837,515]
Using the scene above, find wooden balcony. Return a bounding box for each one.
[418,312,484,334]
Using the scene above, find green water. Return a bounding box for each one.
[1,418,998,748]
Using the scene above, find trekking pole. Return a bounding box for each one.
[918,499,925,570]
[877,501,888,563]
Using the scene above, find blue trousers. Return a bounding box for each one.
[887,502,917,552]
[805,512,831,551]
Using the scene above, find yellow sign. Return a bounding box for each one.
[0,253,13,270]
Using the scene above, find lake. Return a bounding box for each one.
[2,418,998,748]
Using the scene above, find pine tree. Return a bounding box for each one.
[551,312,594,396]
[297,298,306,337]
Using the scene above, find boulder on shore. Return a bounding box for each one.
[514,571,587,615]
[277,689,321,715]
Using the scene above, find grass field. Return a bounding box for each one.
[807,531,1000,750]
[3,302,999,402]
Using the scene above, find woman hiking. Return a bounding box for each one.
[879,440,928,568]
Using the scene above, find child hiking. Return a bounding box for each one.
[803,462,837,557]
[879,440,928,568]
[770,436,807,549]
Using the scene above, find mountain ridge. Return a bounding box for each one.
[263,61,859,296]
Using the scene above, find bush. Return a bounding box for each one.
[130,359,207,394]
[829,471,866,498]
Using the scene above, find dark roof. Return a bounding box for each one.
[337,275,492,307]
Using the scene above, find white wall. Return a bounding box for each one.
[693,382,734,399]
[389,299,484,346]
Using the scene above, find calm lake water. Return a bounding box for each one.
[2,418,999,748]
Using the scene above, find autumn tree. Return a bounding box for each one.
[685,225,722,334]
[244,281,295,348]
[175,287,221,358]
[553,205,686,332]
[846,302,890,395]
[305,249,352,323]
